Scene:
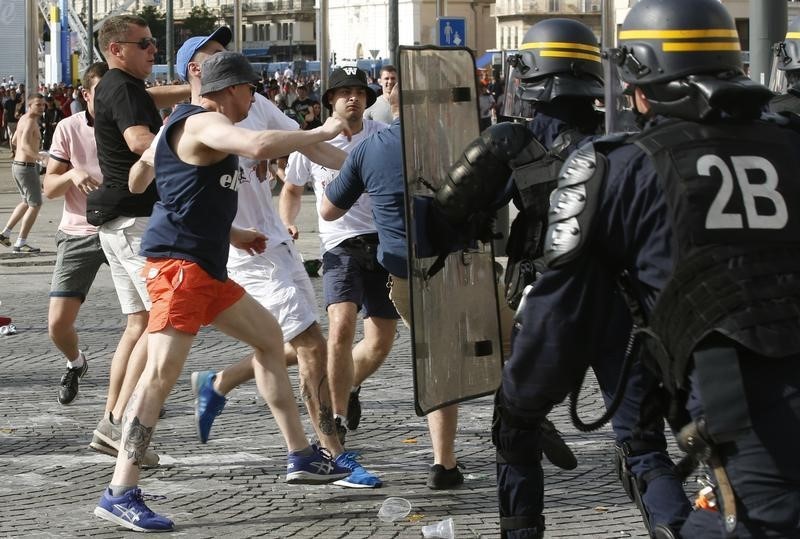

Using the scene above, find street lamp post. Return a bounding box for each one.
[233,0,242,52]
[87,0,93,65]
[166,0,174,81]
[26,0,38,93]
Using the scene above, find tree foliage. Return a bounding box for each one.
[135,5,167,63]
[182,5,218,39]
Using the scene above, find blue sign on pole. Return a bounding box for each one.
[438,17,466,48]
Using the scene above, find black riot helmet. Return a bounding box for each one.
[777,17,800,72]
[615,0,743,85]
[612,0,772,120]
[506,18,604,110]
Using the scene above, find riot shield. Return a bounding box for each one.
[398,46,504,416]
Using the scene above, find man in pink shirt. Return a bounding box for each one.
[43,62,109,406]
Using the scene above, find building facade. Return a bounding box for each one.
[63,0,800,65]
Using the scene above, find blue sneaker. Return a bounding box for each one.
[286,444,351,484]
[333,451,383,488]
[191,370,226,443]
[94,487,174,532]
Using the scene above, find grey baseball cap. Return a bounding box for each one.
[199,52,259,96]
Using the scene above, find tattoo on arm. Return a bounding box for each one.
[124,416,154,467]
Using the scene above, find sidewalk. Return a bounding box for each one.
[0,156,652,538]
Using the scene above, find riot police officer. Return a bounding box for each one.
[770,17,800,114]
[497,0,800,537]
[436,17,693,538]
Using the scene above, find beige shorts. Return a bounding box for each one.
[99,216,151,314]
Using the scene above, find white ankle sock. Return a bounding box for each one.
[67,351,86,369]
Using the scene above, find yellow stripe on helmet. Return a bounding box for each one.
[619,29,739,40]
[539,50,602,63]
[661,41,742,52]
[521,41,600,53]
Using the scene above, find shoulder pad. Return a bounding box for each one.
[543,142,607,268]
[594,131,633,144]
[760,110,800,132]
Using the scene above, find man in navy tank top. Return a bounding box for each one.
[94,51,355,533]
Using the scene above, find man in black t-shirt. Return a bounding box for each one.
[291,82,315,128]
[84,15,190,468]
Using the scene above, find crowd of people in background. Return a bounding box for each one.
[2,63,508,156]
[1,69,336,158]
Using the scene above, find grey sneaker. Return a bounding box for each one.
[89,414,160,468]
[12,242,40,253]
[0,233,10,247]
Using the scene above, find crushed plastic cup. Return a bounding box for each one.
[421,517,455,539]
[377,497,412,523]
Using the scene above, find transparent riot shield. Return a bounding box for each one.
[398,46,504,416]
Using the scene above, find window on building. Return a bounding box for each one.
[548,0,560,11]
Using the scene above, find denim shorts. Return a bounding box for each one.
[322,235,399,319]
[49,230,107,301]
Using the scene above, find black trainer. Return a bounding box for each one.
[346,386,362,431]
[426,462,464,490]
[58,360,88,405]
[540,418,577,470]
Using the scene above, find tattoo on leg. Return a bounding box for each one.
[319,404,334,435]
[124,416,154,467]
[316,377,334,435]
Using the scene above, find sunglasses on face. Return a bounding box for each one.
[247,84,257,96]
[115,37,158,50]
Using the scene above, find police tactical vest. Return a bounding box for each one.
[504,127,592,308]
[633,118,800,387]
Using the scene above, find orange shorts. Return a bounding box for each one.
[144,258,245,335]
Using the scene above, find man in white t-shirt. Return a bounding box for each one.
[363,65,396,124]
[145,38,381,488]
[44,62,109,406]
[280,67,399,443]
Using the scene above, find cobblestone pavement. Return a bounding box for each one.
[0,154,655,538]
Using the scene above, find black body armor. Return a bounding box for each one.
[633,117,800,389]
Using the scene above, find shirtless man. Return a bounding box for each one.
[0,93,47,252]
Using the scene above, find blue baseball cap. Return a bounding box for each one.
[176,26,233,81]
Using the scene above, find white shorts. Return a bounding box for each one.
[227,242,319,342]
[99,216,151,314]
